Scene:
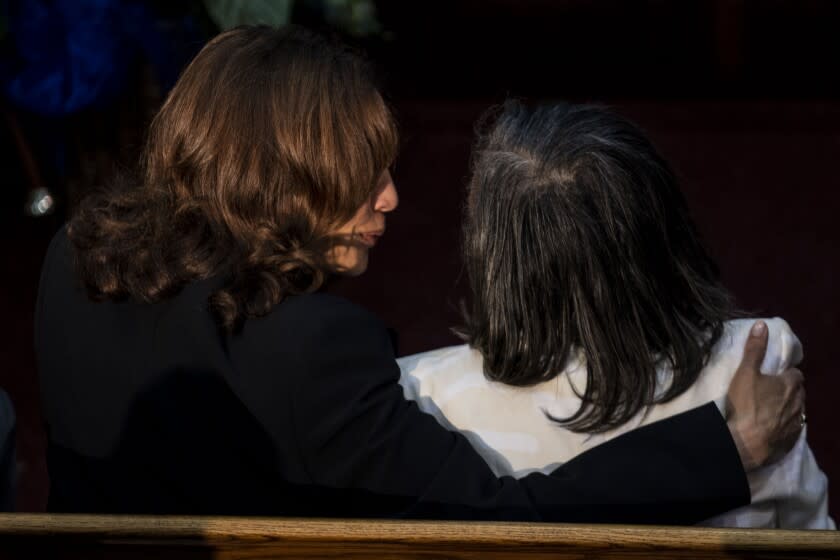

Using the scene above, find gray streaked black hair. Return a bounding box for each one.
[461,101,736,433]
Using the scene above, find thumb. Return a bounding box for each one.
[737,320,769,376]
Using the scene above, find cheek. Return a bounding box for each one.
[354,206,377,228]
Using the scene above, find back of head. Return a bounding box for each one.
[69,25,398,332]
[462,101,734,433]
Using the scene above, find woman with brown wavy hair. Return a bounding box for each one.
[69,24,399,331]
[35,25,802,519]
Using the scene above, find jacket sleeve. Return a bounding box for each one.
[291,298,750,523]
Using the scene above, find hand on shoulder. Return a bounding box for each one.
[724,320,806,471]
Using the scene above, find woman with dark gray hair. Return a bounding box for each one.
[399,101,832,528]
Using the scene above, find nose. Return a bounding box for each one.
[374,173,399,213]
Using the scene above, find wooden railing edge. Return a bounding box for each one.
[0,513,836,553]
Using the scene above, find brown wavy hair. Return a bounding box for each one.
[69,25,398,332]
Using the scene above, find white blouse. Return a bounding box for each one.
[398,318,834,529]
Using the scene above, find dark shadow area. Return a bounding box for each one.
[48,369,421,517]
[47,369,286,515]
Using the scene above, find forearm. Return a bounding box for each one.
[519,403,750,524]
[300,370,750,523]
[293,301,750,524]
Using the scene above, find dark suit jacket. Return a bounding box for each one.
[35,229,749,522]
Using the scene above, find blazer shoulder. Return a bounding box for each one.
[42,225,73,276]
[249,291,392,354]
[278,292,384,329]
[37,224,77,306]
[35,225,74,354]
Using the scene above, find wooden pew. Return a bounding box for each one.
[0,513,837,559]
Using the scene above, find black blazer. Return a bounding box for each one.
[35,229,749,522]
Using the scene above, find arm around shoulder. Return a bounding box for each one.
[287,294,751,523]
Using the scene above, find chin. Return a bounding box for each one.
[335,253,369,277]
[341,264,367,277]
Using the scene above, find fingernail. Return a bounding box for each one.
[751,321,767,336]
